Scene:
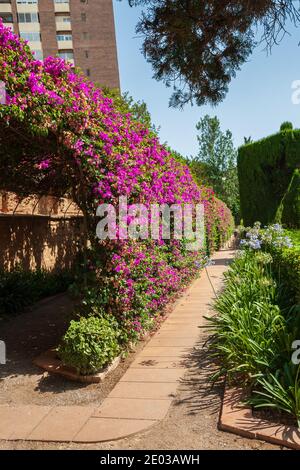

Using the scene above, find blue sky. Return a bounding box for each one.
[113,1,300,157]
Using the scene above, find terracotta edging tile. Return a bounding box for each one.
[34,349,121,384]
[219,384,300,450]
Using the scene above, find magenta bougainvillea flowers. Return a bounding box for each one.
[0,21,233,339]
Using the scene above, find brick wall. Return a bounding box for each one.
[0,192,84,272]
[0,214,85,272]
[70,0,120,87]
[0,192,81,217]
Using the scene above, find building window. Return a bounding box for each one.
[82,32,89,40]
[18,13,39,23]
[0,13,13,23]
[85,50,89,58]
[81,13,86,22]
[20,32,41,41]
[32,50,43,60]
[58,51,74,60]
[17,1,38,4]
[57,33,72,41]
[86,69,90,76]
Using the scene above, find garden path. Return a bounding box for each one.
[0,247,235,443]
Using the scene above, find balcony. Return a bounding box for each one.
[18,22,40,32]
[56,21,71,31]
[54,2,70,13]
[57,39,73,49]
[16,4,38,13]
[0,4,12,13]
[27,40,42,51]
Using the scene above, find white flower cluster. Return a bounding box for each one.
[239,222,293,251]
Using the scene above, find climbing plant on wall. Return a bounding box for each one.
[0,21,233,340]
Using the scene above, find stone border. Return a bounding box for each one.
[34,349,121,384]
[219,384,300,450]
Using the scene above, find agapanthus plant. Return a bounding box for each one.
[239,222,293,252]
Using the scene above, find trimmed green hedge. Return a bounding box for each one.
[238,130,300,227]
[272,234,300,304]
[280,169,300,227]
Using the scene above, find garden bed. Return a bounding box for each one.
[0,266,200,405]
[0,293,151,407]
[210,224,300,446]
[34,348,121,384]
[219,384,300,450]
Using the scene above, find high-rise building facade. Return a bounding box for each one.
[0,0,120,88]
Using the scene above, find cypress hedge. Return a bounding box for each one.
[238,129,300,227]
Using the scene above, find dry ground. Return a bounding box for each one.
[0,296,281,450]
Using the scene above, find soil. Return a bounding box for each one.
[0,293,149,407]
[0,296,283,449]
[253,408,297,427]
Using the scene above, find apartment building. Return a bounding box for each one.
[0,0,120,88]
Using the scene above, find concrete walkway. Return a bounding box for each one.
[0,248,235,443]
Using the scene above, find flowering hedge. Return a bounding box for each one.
[0,21,233,340]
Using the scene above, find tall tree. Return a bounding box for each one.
[127,1,300,107]
[191,115,240,218]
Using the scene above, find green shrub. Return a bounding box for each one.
[0,267,73,317]
[286,229,300,248]
[238,129,300,227]
[280,169,300,228]
[271,243,300,304]
[58,316,121,375]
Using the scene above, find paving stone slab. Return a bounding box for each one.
[130,356,187,369]
[74,418,157,443]
[0,405,52,440]
[120,368,184,383]
[148,338,197,347]
[139,346,192,357]
[28,406,95,442]
[93,398,172,420]
[109,381,178,400]
[154,330,200,339]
